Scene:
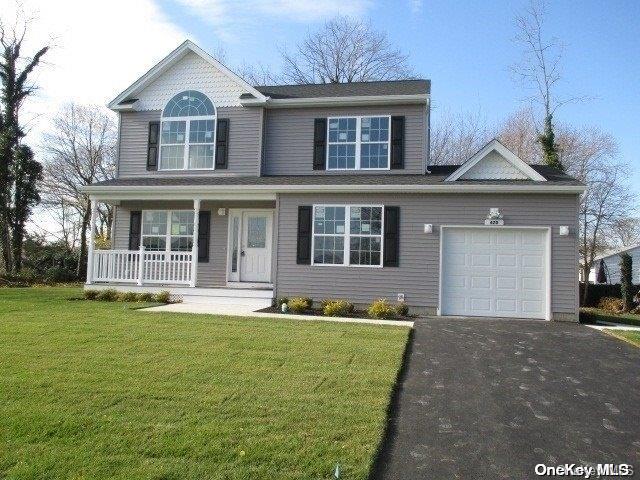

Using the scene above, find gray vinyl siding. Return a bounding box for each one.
[113,200,275,287]
[117,107,262,178]
[275,193,580,320]
[263,104,427,175]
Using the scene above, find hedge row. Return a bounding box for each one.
[579,282,640,307]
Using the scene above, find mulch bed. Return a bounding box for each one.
[256,306,413,321]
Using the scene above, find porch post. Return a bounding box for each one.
[137,244,145,286]
[86,198,97,284]
[191,199,201,287]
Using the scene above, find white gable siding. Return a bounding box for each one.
[590,246,640,284]
[135,51,245,110]
[460,150,529,180]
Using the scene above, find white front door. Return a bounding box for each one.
[440,227,549,320]
[239,211,272,283]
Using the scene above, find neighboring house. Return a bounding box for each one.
[84,40,585,321]
[588,244,640,284]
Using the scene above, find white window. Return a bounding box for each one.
[327,116,390,170]
[159,90,216,170]
[312,205,384,267]
[141,210,194,252]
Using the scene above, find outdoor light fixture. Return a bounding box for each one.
[218,208,226,216]
[424,224,433,233]
[559,226,569,236]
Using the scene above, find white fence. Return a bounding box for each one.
[92,249,193,285]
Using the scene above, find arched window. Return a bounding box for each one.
[159,90,216,170]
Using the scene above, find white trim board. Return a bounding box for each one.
[445,139,547,182]
[108,40,267,110]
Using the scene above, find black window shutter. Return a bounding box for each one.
[390,116,405,169]
[129,211,142,250]
[313,118,327,170]
[297,206,312,264]
[147,122,159,171]
[383,206,400,267]
[215,119,229,169]
[197,211,211,262]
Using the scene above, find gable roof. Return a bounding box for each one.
[593,243,640,262]
[244,80,430,99]
[445,139,547,182]
[108,40,267,110]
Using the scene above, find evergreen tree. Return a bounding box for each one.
[619,253,633,313]
[11,145,42,271]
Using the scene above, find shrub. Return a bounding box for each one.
[287,297,312,313]
[154,291,171,304]
[395,302,409,316]
[118,291,138,302]
[620,253,633,312]
[367,299,397,319]
[136,292,155,303]
[322,300,354,317]
[96,289,119,302]
[84,289,99,300]
[597,296,623,313]
[273,297,289,308]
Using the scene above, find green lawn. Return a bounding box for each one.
[604,329,640,348]
[0,287,410,480]
[580,308,640,327]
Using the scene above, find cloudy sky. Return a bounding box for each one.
[1,0,638,183]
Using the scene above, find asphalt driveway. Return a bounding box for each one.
[372,318,640,479]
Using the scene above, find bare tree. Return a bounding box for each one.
[498,107,541,163]
[281,16,413,84]
[429,108,491,165]
[557,125,636,301]
[608,217,640,248]
[40,104,117,278]
[511,0,588,170]
[238,61,279,86]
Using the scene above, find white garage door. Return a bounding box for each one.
[441,228,548,319]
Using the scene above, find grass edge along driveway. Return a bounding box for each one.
[0,287,410,480]
[603,329,640,348]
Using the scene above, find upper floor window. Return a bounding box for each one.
[327,116,390,170]
[160,91,216,170]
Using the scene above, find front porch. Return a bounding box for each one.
[86,194,277,298]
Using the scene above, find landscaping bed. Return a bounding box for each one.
[261,297,414,321]
[0,287,410,479]
[257,305,413,321]
[580,308,640,327]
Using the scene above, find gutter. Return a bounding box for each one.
[240,93,430,109]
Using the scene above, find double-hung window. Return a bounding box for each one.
[312,205,384,267]
[159,90,216,170]
[327,116,390,170]
[142,210,194,252]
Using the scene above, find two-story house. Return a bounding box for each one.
[85,40,585,321]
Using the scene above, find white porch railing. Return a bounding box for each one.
[92,249,193,285]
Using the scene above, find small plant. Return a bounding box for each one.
[322,300,354,317]
[288,297,312,313]
[118,291,138,302]
[395,302,409,316]
[136,292,155,303]
[96,289,119,302]
[273,297,289,309]
[597,296,623,313]
[83,289,99,300]
[154,291,171,304]
[367,299,397,319]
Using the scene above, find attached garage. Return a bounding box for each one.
[440,227,550,320]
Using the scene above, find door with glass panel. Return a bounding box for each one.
[228,210,273,283]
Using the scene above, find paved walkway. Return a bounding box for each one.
[372,318,640,479]
[142,303,414,327]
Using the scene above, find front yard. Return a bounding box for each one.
[604,330,640,348]
[0,287,410,479]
